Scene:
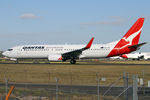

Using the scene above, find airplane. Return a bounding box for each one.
[121,52,150,60]
[2,18,146,64]
[110,56,123,60]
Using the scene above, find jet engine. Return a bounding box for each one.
[48,54,62,61]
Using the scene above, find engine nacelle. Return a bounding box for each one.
[79,55,86,59]
[48,54,62,61]
[10,58,17,61]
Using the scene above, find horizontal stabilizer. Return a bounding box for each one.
[128,42,147,49]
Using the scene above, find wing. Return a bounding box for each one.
[62,37,94,60]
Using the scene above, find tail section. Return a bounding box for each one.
[117,18,144,48]
[122,18,144,45]
[107,18,145,57]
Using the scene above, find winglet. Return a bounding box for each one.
[85,37,94,49]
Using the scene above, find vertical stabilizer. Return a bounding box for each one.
[117,18,144,48]
[107,18,145,57]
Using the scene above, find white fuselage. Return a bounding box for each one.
[3,41,118,59]
[125,52,150,60]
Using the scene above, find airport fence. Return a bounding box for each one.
[0,71,149,100]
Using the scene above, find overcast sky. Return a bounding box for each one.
[0,0,150,51]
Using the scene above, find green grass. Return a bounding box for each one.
[0,60,150,86]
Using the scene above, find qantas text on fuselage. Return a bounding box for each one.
[2,18,146,64]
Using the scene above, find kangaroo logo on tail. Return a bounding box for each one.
[115,18,144,49]
[120,27,143,49]
[107,18,145,57]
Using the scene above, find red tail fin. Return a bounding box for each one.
[116,18,144,48]
[123,18,144,45]
[107,18,145,57]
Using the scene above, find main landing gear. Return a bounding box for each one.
[15,59,19,64]
[70,59,76,64]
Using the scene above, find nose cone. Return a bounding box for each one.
[2,51,8,57]
[2,52,5,56]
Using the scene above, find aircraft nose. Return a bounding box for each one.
[2,52,6,56]
[2,51,8,57]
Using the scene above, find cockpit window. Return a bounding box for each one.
[8,49,13,51]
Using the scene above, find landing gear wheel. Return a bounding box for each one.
[70,59,76,64]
